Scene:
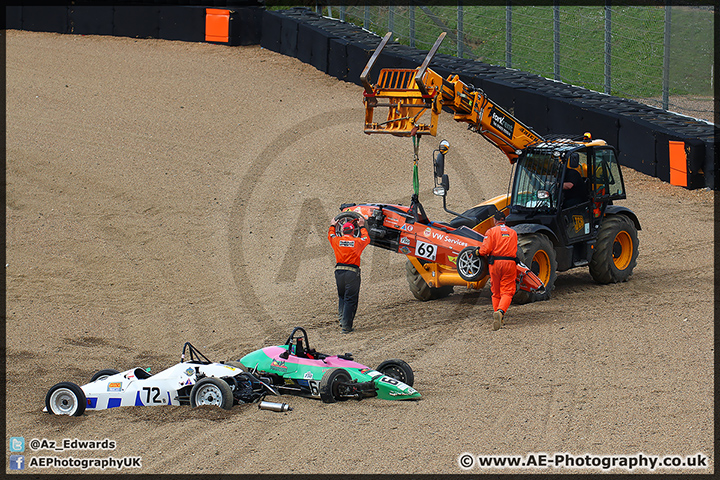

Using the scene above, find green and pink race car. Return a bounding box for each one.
[238,327,421,403]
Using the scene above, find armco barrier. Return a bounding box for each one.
[10,4,714,189]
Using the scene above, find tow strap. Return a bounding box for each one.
[412,130,420,196]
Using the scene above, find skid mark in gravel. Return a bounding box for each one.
[228,108,359,341]
[7,142,250,350]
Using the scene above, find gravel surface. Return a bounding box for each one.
[5,30,714,475]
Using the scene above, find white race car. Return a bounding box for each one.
[44,342,277,416]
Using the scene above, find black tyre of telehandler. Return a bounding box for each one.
[405,260,454,301]
[589,215,639,284]
[514,233,557,304]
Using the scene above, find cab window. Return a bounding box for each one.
[591,148,625,199]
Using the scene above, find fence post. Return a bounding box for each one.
[364,5,370,30]
[506,0,512,68]
[662,1,671,111]
[409,2,415,48]
[604,1,612,94]
[457,1,464,58]
[389,5,394,35]
[553,1,560,81]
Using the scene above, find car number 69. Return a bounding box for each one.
[415,240,437,261]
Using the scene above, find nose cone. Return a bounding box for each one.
[374,379,422,401]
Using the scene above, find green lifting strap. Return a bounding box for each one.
[412,134,420,196]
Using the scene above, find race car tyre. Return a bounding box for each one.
[333,211,365,236]
[589,215,639,284]
[190,377,234,410]
[457,246,489,282]
[45,382,86,416]
[405,260,453,301]
[376,359,414,387]
[515,233,557,304]
[90,369,120,382]
[319,368,352,403]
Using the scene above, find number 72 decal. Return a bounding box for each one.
[415,240,437,261]
[142,386,164,404]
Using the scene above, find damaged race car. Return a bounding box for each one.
[336,204,544,297]
[238,327,420,403]
[44,342,278,416]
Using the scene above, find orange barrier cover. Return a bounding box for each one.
[205,8,229,43]
[668,140,687,187]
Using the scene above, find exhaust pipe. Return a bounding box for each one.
[258,401,292,412]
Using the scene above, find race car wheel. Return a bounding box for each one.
[457,246,488,282]
[319,368,352,403]
[45,382,86,416]
[190,378,234,410]
[376,359,414,387]
[90,369,120,382]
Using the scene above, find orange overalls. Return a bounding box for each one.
[477,222,518,314]
[328,225,370,331]
[328,226,370,267]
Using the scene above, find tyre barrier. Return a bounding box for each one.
[69,6,115,37]
[9,3,263,46]
[113,6,161,39]
[11,4,715,190]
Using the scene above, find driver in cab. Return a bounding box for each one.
[562,152,587,208]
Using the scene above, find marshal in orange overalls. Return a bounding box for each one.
[477,214,518,330]
[328,221,370,333]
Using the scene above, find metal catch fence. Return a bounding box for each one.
[302,2,714,124]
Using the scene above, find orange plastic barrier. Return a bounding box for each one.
[205,8,229,43]
[668,140,688,187]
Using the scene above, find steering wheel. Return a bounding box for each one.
[333,211,364,236]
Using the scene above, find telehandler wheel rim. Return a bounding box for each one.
[612,230,633,270]
[531,250,551,285]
